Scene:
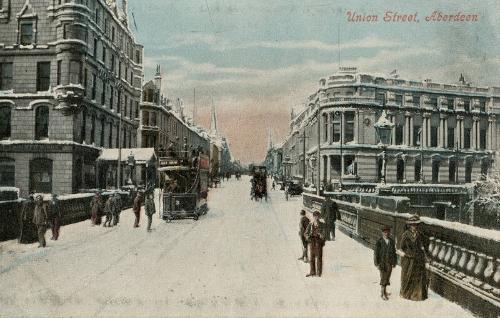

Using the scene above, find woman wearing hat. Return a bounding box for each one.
[398,215,429,301]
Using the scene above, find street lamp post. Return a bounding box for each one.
[374,111,394,185]
[127,151,136,186]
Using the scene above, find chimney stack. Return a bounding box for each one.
[122,0,128,24]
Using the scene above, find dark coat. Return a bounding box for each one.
[90,196,103,215]
[321,199,337,225]
[299,216,310,237]
[145,197,156,216]
[49,199,62,220]
[133,195,143,213]
[305,221,326,245]
[399,229,429,301]
[374,236,397,268]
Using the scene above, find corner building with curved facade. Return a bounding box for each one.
[0,0,143,196]
[282,68,498,189]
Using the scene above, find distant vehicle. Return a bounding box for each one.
[159,153,209,221]
[251,166,267,201]
[286,180,303,196]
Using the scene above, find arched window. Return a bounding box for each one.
[414,159,421,182]
[0,157,15,186]
[30,158,52,193]
[100,117,105,147]
[0,106,11,139]
[432,160,440,183]
[449,160,457,183]
[90,113,96,144]
[396,159,405,183]
[377,157,383,182]
[108,122,113,148]
[35,106,49,140]
[80,108,87,143]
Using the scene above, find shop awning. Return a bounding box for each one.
[97,148,156,164]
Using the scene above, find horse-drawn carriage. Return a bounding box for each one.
[159,153,209,221]
[250,166,268,201]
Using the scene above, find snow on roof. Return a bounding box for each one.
[97,148,156,163]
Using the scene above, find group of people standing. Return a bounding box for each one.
[19,193,61,247]
[90,191,156,232]
[299,196,429,302]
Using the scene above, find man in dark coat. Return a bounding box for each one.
[19,194,36,244]
[103,195,114,227]
[321,196,337,241]
[112,193,122,226]
[133,192,143,228]
[305,211,326,277]
[90,192,103,225]
[49,194,62,240]
[298,210,310,263]
[374,225,397,300]
[399,215,429,301]
[144,192,156,232]
[33,195,48,248]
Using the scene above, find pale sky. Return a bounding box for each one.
[128,0,500,164]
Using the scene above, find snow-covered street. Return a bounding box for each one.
[0,176,473,318]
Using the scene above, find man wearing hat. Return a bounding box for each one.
[304,210,326,277]
[33,195,48,248]
[399,215,429,301]
[297,210,310,263]
[374,225,397,300]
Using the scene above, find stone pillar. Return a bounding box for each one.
[423,113,431,148]
[457,115,464,149]
[472,116,479,150]
[327,112,332,144]
[404,112,411,146]
[390,113,396,145]
[438,118,443,148]
[492,117,497,151]
[444,117,448,148]
[354,110,359,144]
[487,117,492,150]
[409,116,414,146]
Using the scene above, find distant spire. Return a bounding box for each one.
[267,128,273,150]
[459,73,466,85]
[210,102,218,136]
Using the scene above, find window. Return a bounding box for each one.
[35,106,49,140]
[93,38,98,57]
[129,99,133,118]
[122,129,127,148]
[135,101,139,119]
[108,122,113,148]
[432,160,440,183]
[413,95,420,106]
[0,63,13,90]
[479,101,486,112]
[430,126,438,147]
[395,94,402,106]
[111,55,115,73]
[332,112,340,142]
[56,60,62,85]
[115,125,119,147]
[101,81,106,105]
[143,110,149,125]
[323,114,328,142]
[447,128,455,149]
[111,26,115,42]
[414,159,421,182]
[344,112,354,143]
[448,100,454,110]
[344,155,356,175]
[118,61,122,78]
[110,86,114,109]
[480,129,486,150]
[117,91,121,113]
[62,23,68,39]
[396,159,405,183]
[91,73,97,100]
[464,128,471,149]
[83,68,88,91]
[151,112,157,126]
[135,50,141,64]
[30,158,52,193]
[0,106,11,139]
[102,45,106,64]
[464,100,470,112]
[20,22,33,45]
[95,8,99,24]
[124,95,128,117]
[465,161,472,183]
[69,60,81,84]
[90,114,96,144]
[0,158,15,186]
[413,126,421,146]
[395,124,403,145]
[37,62,51,91]
[80,108,87,143]
[449,160,456,183]
[100,118,105,147]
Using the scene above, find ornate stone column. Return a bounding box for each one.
[327,112,332,144]
[472,116,479,150]
[456,115,464,149]
[327,155,331,183]
[423,113,431,148]
[354,109,359,144]
[409,116,414,146]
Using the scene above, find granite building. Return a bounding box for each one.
[281,67,498,189]
[0,0,143,196]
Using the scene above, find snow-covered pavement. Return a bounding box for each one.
[0,176,473,317]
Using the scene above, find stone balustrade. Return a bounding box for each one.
[303,192,500,317]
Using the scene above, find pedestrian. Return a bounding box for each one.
[19,194,36,244]
[321,197,337,241]
[113,193,122,226]
[49,194,61,240]
[90,192,103,225]
[103,195,114,227]
[399,215,429,301]
[272,181,276,190]
[33,195,48,248]
[305,211,326,277]
[133,191,143,228]
[374,225,397,300]
[297,210,310,263]
[145,192,156,232]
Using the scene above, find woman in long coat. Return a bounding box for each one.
[399,215,429,301]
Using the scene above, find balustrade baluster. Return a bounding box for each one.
[428,237,435,256]
[482,256,495,292]
[432,239,442,260]
[465,251,478,283]
[492,259,500,297]
[442,243,453,272]
[457,248,470,280]
[472,253,487,287]
[448,245,461,276]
